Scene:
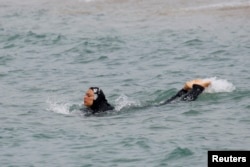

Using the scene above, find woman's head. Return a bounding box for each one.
[83,87,107,108]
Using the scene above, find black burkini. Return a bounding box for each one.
[81,84,204,115]
[161,84,205,105]
[81,87,114,115]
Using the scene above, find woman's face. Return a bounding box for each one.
[83,89,95,107]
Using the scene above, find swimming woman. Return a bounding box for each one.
[81,79,211,114]
[81,87,114,115]
[160,79,211,105]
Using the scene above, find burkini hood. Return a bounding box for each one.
[89,87,114,113]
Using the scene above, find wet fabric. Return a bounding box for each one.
[162,84,205,105]
[82,87,114,114]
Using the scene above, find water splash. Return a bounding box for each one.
[46,94,141,115]
[46,97,72,115]
[46,78,234,115]
[114,94,141,111]
[203,77,236,93]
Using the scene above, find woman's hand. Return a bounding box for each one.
[184,79,211,90]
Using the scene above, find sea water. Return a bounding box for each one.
[0,0,250,166]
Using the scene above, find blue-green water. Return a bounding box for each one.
[1,0,250,166]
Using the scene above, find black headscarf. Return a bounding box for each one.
[89,87,113,113]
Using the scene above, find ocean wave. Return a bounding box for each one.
[182,1,250,12]
[78,0,94,2]
[166,147,193,160]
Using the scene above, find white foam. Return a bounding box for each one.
[114,94,141,111]
[46,97,71,115]
[184,1,250,11]
[203,77,236,93]
[78,0,96,2]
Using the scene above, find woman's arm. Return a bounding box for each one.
[161,79,211,104]
[180,84,204,101]
[162,88,188,104]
